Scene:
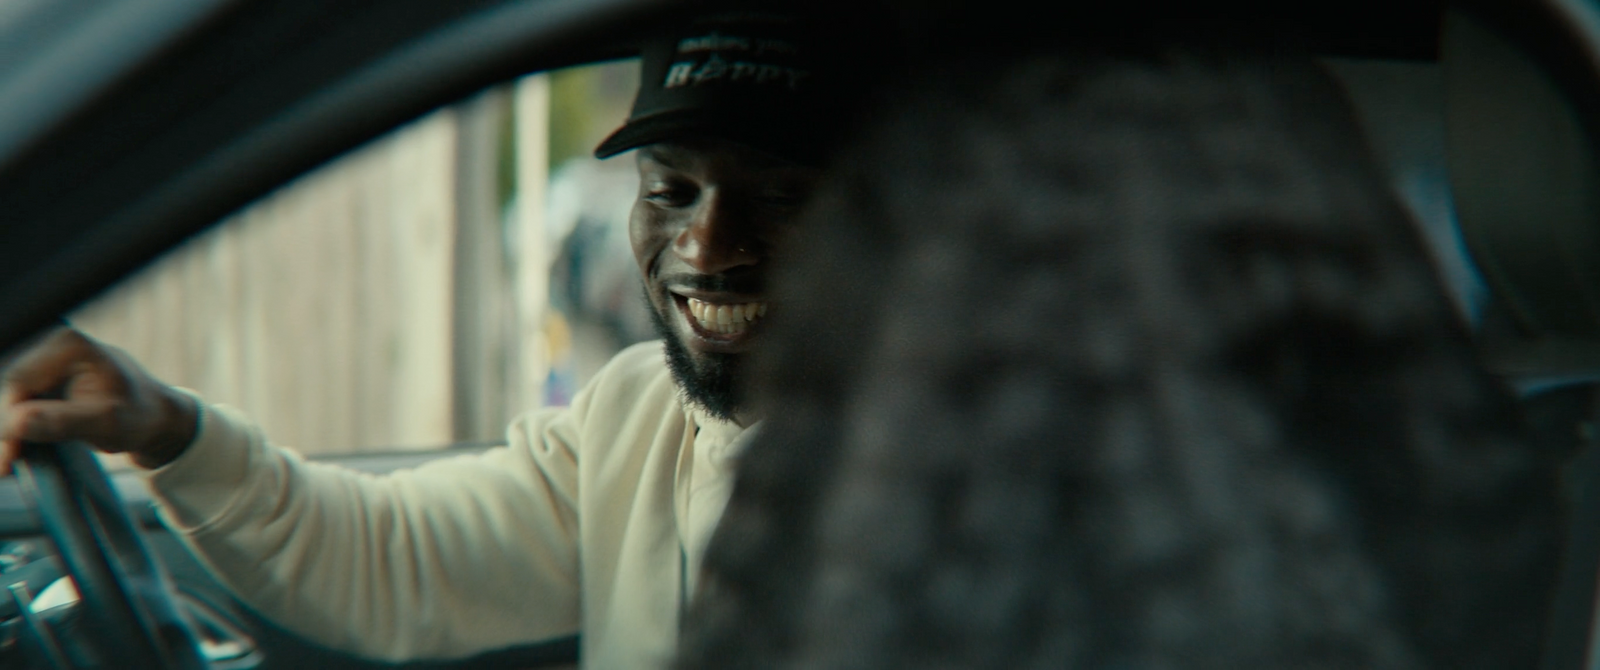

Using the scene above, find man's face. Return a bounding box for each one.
[630,138,819,422]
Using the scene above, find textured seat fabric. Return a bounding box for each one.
[679,49,1565,670]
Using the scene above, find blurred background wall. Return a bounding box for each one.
[68,60,646,456]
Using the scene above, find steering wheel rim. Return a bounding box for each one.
[16,442,208,670]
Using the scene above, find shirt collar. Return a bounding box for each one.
[687,405,762,460]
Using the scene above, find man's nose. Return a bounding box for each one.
[672,195,762,275]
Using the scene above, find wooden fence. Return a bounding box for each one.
[70,79,553,456]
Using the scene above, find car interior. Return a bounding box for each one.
[2,0,1600,668]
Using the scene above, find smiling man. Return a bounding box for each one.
[629,138,815,422]
[594,13,844,426]
[0,9,877,669]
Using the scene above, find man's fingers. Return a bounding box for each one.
[0,327,91,399]
[0,439,19,477]
[0,329,79,476]
[0,383,21,409]
[0,398,123,449]
[0,324,66,370]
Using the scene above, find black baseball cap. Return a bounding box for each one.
[593,9,881,166]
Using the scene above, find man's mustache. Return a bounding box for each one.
[658,272,765,295]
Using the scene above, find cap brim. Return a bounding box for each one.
[592,108,823,165]
[593,109,723,159]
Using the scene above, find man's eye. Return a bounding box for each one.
[644,184,696,207]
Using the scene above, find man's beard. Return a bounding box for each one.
[647,291,745,422]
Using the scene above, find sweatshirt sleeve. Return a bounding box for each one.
[146,399,584,662]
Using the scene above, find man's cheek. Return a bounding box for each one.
[626,206,660,271]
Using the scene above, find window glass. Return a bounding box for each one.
[70,58,644,458]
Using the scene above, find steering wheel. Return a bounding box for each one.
[15,441,208,670]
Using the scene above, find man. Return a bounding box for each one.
[0,10,872,668]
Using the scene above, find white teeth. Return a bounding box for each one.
[685,297,768,335]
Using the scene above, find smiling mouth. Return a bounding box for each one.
[684,296,768,336]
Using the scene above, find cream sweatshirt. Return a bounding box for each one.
[146,341,749,669]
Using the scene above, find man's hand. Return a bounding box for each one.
[0,328,198,474]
